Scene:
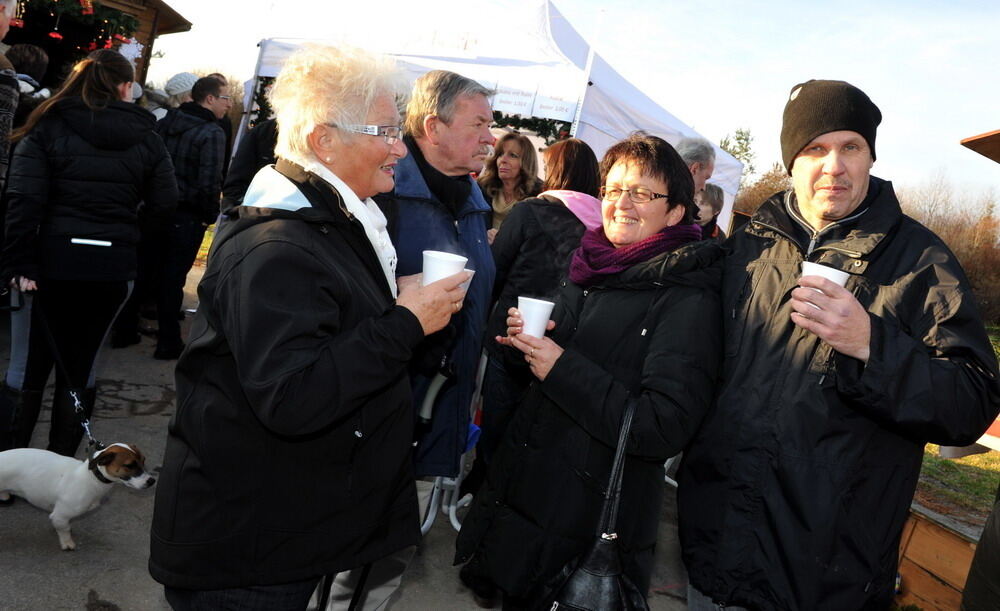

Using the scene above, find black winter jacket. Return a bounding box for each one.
[156,102,225,223]
[149,160,425,590]
[221,118,277,213]
[2,97,177,283]
[456,239,724,604]
[678,178,1000,611]
[485,195,587,359]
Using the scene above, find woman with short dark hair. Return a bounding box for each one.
[0,49,177,456]
[457,134,723,609]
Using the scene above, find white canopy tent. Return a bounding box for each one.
[243,0,742,230]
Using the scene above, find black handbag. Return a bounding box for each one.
[548,400,650,611]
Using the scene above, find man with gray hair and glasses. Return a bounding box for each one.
[675,136,716,194]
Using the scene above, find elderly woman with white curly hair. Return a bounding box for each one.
[149,44,469,610]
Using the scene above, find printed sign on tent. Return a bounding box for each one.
[493,82,537,116]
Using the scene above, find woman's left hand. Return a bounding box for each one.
[509,332,563,381]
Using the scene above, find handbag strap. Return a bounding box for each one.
[593,288,670,538]
[596,399,636,537]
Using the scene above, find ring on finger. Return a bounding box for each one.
[453,301,460,312]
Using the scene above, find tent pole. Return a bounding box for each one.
[569,46,595,137]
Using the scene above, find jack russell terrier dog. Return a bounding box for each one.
[0,443,155,550]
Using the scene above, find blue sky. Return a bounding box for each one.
[149,0,1000,199]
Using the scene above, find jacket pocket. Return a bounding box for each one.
[724,264,758,357]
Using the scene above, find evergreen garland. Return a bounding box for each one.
[22,0,140,40]
[249,76,274,129]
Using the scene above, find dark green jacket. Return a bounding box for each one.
[679,177,1000,611]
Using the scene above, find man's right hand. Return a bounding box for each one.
[396,271,470,336]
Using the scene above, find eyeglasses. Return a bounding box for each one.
[329,123,403,145]
[599,186,669,204]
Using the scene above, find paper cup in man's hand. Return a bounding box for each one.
[422,250,468,286]
[801,262,850,292]
[517,297,555,339]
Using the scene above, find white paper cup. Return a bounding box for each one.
[459,269,475,292]
[422,250,468,286]
[801,262,850,288]
[518,297,555,339]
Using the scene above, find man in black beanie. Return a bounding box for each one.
[678,79,1000,611]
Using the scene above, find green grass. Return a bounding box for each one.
[196,224,215,264]
[920,445,1000,517]
[915,326,1000,520]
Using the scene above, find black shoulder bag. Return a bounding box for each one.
[548,399,649,611]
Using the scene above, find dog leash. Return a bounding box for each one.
[19,287,106,452]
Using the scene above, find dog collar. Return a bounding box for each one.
[88,458,113,484]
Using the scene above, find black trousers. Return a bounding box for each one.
[157,212,206,350]
[7,279,130,391]
[5,279,130,453]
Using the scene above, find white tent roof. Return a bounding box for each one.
[248,0,742,229]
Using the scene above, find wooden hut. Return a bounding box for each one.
[97,0,191,83]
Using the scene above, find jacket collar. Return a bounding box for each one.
[392,142,492,217]
[750,176,903,258]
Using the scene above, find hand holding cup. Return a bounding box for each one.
[397,271,470,336]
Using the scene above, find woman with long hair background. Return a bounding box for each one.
[0,49,177,457]
[478,132,542,241]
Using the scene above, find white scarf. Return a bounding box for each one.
[300,161,398,298]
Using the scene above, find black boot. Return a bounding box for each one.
[0,384,45,452]
[47,386,97,458]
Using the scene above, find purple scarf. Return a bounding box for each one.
[569,223,703,286]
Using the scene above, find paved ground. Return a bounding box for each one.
[0,266,688,610]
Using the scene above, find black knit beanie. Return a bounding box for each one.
[780,79,881,174]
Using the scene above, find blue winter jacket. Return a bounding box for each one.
[377,146,496,477]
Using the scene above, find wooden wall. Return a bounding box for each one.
[100,0,160,83]
[896,510,978,610]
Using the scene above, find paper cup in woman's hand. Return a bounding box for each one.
[422,250,468,286]
[518,297,555,338]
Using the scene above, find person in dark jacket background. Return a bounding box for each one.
[149,43,468,611]
[7,43,49,130]
[0,0,21,195]
[144,76,228,360]
[456,134,722,609]
[694,183,726,242]
[462,137,601,497]
[0,49,177,456]
[220,117,277,213]
[678,79,1000,611]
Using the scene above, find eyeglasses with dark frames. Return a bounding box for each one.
[599,186,669,204]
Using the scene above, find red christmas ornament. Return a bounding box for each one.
[48,32,63,40]
[10,19,24,28]
[86,41,97,51]
[113,34,128,43]
[79,0,94,15]
[103,38,113,49]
